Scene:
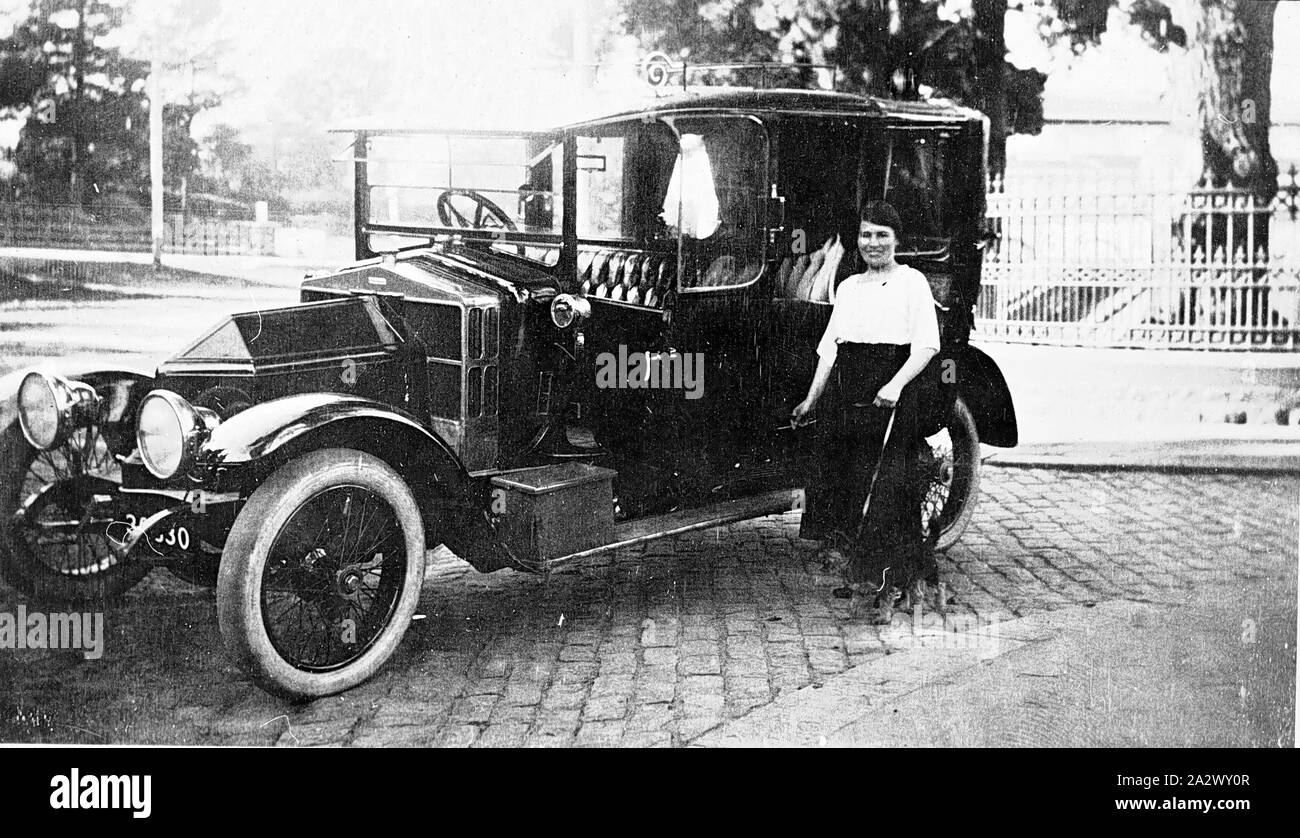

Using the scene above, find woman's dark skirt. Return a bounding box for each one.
[799,342,936,591]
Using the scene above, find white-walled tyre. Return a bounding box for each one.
[217,448,426,701]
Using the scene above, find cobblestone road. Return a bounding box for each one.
[1,465,1296,747]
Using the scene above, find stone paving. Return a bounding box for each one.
[1,466,1296,747]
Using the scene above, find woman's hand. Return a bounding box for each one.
[873,380,903,409]
[791,398,815,428]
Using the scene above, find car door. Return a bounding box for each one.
[764,117,869,433]
[660,114,776,490]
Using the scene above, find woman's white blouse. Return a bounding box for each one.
[816,264,941,361]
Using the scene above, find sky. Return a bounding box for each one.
[174,0,614,139]
[2,1,1298,159]
[181,0,1300,149]
[1,0,616,144]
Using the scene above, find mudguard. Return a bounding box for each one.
[200,393,459,467]
[955,345,1018,448]
[197,392,512,573]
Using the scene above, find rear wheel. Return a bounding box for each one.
[216,448,426,700]
[920,396,981,552]
[0,423,149,602]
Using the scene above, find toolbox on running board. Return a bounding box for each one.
[489,462,617,562]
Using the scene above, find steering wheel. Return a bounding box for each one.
[436,189,518,232]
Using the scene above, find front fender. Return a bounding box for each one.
[956,345,1018,448]
[201,392,462,470]
[198,392,513,573]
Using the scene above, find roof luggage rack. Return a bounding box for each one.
[640,52,841,93]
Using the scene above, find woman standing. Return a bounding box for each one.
[791,201,940,623]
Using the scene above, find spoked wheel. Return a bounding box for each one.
[217,448,426,700]
[0,423,149,602]
[919,396,981,552]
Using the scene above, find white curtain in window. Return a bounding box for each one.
[662,134,720,239]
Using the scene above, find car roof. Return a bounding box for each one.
[561,88,984,129]
[335,88,983,135]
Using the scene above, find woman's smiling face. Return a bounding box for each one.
[858,221,897,269]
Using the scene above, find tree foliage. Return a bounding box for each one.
[616,0,1277,196]
[615,0,1096,177]
[619,2,1054,123]
[0,0,225,208]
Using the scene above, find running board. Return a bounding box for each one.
[544,488,801,571]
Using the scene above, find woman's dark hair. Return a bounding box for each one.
[859,200,903,238]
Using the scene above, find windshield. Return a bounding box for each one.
[364,133,562,243]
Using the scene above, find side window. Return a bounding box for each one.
[576,133,627,239]
[669,115,769,290]
[773,119,860,301]
[882,132,953,255]
[576,121,680,245]
[521,141,562,233]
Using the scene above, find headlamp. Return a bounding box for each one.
[16,371,99,451]
[550,293,592,329]
[136,390,220,480]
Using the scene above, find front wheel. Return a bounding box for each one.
[920,395,981,552]
[216,448,427,701]
[0,422,149,602]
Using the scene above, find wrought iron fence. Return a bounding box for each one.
[0,202,279,256]
[976,167,1300,350]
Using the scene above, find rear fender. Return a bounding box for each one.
[954,345,1018,448]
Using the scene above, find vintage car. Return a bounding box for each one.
[0,82,1017,699]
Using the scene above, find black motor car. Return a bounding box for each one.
[1,83,1016,700]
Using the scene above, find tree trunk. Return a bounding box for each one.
[832,1,897,98]
[1182,0,1278,198]
[69,0,88,207]
[972,0,1007,180]
[1169,0,1279,331]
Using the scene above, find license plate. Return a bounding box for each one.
[124,513,192,554]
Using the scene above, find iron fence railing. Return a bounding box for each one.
[0,203,349,257]
[977,170,1300,350]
